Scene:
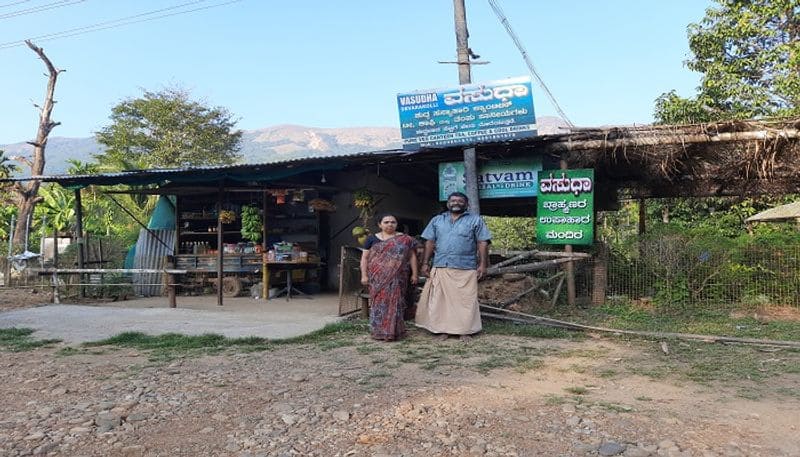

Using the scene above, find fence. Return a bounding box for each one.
[338,246,364,316]
[604,241,800,308]
[1,235,135,298]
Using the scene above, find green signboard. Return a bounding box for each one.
[438,158,542,201]
[536,169,594,245]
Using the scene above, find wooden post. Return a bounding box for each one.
[360,293,369,319]
[51,225,59,304]
[453,0,480,214]
[165,255,176,308]
[86,231,96,293]
[560,158,576,306]
[262,190,269,300]
[638,198,646,235]
[98,238,104,267]
[4,215,12,287]
[74,189,85,298]
[174,195,181,256]
[216,182,224,306]
[591,242,607,306]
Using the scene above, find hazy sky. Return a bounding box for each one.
[0,0,712,143]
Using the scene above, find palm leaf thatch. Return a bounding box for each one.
[540,118,800,198]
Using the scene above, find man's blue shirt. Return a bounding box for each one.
[421,211,492,270]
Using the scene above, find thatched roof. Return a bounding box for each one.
[745,201,800,223]
[548,118,800,198]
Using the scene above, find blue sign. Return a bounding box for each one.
[397,76,536,151]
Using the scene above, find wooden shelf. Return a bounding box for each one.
[178,200,319,258]
[273,215,317,220]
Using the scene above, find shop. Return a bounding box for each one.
[172,187,331,298]
[43,152,449,308]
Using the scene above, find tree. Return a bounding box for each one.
[655,0,799,124]
[10,40,64,248]
[62,159,143,240]
[484,216,537,250]
[96,87,243,168]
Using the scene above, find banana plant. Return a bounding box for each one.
[36,184,75,233]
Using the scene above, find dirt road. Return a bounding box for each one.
[1,325,798,456]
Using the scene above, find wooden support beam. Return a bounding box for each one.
[268,190,274,300]
[165,255,176,308]
[485,257,580,276]
[638,198,646,235]
[174,195,180,256]
[73,189,85,298]
[217,181,224,307]
[560,157,576,306]
[541,128,800,153]
[51,224,59,304]
[37,268,187,274]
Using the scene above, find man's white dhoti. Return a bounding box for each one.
[415,267,481,335]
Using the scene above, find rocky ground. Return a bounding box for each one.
[1,322,799,457]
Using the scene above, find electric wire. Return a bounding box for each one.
[0,0,241,50]
[0,0,209,45]
[487,0,575,128]
[0,0,84,20]
[0,0,31,9]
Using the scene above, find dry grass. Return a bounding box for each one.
[730,305,800,322]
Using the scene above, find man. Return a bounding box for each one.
[415,192,491,341]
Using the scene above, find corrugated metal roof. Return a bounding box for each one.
[0,148,408,187]
[12,117,793,189]
[746,201,800,222]
[0,131,576,186]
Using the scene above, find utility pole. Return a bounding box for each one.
[453,0,480,215]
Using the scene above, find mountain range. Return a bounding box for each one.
[0,116,568,175]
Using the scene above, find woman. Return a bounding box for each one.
[360,213,419,341]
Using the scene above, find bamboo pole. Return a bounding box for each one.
[480,304,800,349]
[490,250,591,270]
[36,268,187,274]
[540,129,800,152]
[485,257,582,276]
[483,272,564,308]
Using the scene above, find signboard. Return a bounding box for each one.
[438,158,542,200]
[536,169,594,245]
[397,76,537,150]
